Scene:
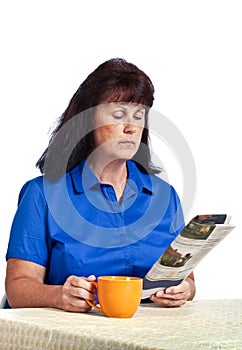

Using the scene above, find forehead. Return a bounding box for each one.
[96,102,146,111]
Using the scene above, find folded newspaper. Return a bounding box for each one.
[142,214,235,299]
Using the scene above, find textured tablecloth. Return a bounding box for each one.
[0,299,241,350]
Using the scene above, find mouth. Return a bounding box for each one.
[118,140,136,146]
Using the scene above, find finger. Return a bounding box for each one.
[167,280,191,294]
[157,282,188,298]
[69,286,97,301]
[63,297,93,313]
[69,276,96,293]
[158,292,183,300]
[64,282,96,300]
[86,275,96,281]
[63,277,97,301]
[150,294,186,307]
[165,284,184,294]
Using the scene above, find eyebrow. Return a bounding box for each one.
[111,103,145,111]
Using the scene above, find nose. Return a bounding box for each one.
[123,122,136,134]
[123,116,137,134]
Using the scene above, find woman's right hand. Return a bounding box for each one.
[61,274,97,312]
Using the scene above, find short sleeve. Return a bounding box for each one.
[169,185,185,235]
[6,177,50,267]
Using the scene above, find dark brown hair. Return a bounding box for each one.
[36,58,160,181]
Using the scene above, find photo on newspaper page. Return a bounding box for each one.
[142,214,235,299]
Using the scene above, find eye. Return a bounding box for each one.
[112,110,125,119]
[134,110,145,120]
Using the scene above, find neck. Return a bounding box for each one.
[88,158,128,202]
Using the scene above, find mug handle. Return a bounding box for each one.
[85,281,103,313]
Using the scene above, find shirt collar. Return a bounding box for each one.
[70,159,99,193]
[126,160,153,194]
[70,159,153,195]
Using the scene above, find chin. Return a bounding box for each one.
[117,152,136,160]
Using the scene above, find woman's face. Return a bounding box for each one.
[92,102,145,162]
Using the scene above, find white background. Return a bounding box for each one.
[0,0,241,302]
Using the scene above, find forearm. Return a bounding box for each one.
[6,277,63,309]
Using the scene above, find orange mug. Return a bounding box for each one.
[86,276,142,318]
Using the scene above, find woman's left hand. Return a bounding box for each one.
[150,277,195,307]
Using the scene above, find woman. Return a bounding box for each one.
[5,58,195,312]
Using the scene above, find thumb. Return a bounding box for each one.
[86,275,96,281]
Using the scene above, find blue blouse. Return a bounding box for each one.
[6,160,184,285]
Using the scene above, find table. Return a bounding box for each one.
[0,299,241,350]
